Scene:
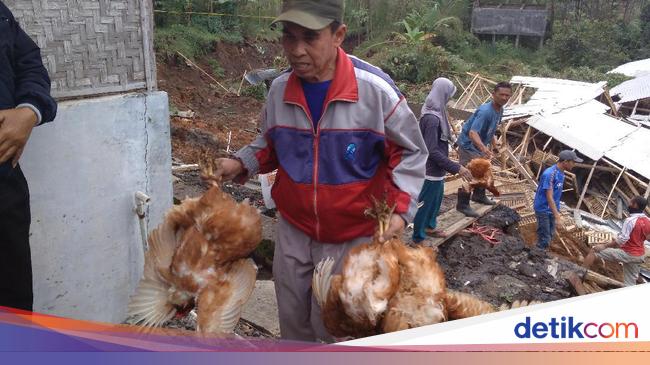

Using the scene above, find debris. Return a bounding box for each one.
[463,224,502,246]
[176,51,232,94]
[172,110,196,118]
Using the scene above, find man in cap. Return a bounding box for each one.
[210,0,427,341]
[533,150,582,250]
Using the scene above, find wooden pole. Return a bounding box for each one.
[176,51,231,94]
[603,88,619,117]
[543,136,553,151]
[631,100,639,117]
[623,174,641,197]
[505,148,537,187]
[461,78,482,109]
[575,161,598,225]
[584,270,625,288]
[537,151,548,179]
[454,74,479,108]
[601,158,649,190]
[518,126,533,159]
[601,168,626,218]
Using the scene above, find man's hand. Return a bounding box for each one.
[459,166,473,182]
[0,108,39,167]
[204,158,244,182]
[377,214,406,243]
[554,213,563,230]
[482,149,493,160]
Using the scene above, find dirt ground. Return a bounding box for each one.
[437,205,577,306]
[159,41,283,164]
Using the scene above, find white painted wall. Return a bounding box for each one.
[19,92,172,323]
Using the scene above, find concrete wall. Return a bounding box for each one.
[20,91,172,323]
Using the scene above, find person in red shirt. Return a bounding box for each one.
[583,196,649,286]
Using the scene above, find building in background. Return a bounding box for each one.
[471,1,548,48]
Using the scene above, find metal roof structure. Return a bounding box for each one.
[508,76,650,179]
[610,75,650,104]
[608,58,650,78]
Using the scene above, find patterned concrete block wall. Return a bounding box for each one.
[6,0,156,98]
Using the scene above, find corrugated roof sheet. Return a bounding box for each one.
[608,58,650,78]
[605,128,650,179]
[526,102,635,161]
[610,75,650,104]
[507,75,650,179]
[505,76,607,119]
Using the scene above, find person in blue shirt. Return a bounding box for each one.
[455,82,512,217]
[533,150,582,250]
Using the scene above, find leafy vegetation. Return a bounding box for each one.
[153,0,648,101]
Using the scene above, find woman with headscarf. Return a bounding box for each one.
[412,78,472,244]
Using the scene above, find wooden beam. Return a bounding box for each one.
[601,158,649,189]
[623,174,641,197]
[584,270,625,288]
[601,168,626,219]
[505,148,538,187]
[460,79,481,110]
[543,136,554,151]
[427,203,496,248]
[536,151,548,180]
[517,86,526,105]
[172,164,200,173]
[465,72,497,86]
[574,161,598,213]
[519,126,533,159]
[603,88,619,117]
[565,272,589,296]
[573,163,619,173]
[631,100,640,116]
[454,74,479,108]
[453,75,468,95]
[176,51,231,94]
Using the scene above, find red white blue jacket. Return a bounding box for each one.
[236,48,427,243]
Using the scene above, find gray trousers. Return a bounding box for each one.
[458,147,482,166]
[273,215,369,342]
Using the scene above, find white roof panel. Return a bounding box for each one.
[609,58,650,78]
[509,76,606,115]
[610,75,650,104]
[526,102,635,161]
[605,127,650,179]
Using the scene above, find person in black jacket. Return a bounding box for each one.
[0,1,57,311]
[412,78,471,243]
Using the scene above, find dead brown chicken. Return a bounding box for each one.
[312,198,400,338]
[466,158,500,197]
[381,241,448,332]
[127,158,262,335]
[314,198,537,340]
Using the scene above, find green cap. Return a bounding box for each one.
[272,0,344,30]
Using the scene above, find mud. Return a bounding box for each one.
[437,205,578,306]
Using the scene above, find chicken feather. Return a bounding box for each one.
[128,183,261,335]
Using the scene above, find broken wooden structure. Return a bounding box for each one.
[447,72,650,292]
